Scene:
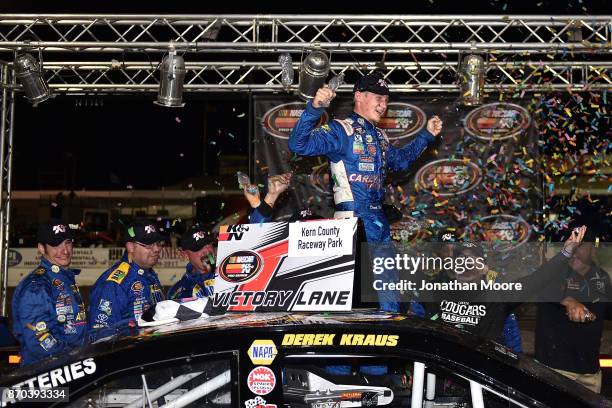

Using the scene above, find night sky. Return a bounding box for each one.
[13,95,250,190]
[0,0,609,14]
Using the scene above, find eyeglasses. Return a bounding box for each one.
[135,241,165,250]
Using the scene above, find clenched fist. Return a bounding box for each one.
[265,172,292,207]
[312,86,336,109]
[427,115,443,137]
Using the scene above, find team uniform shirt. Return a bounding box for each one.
[248,201,273,224]
[167,262,215,300]
[289,101,434,243]
[536,264,612,374]
[12,257,87,366]
[88,253,165,340]
[424,253,571,351]
[425,269,523,352]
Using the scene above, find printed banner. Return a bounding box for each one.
[8,247,186,286]
[254,96,542,279]
[288,218,356,257]
[213,219,358,313]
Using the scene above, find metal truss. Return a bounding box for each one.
[36,60,612,93]
[0,65,14,316]
[0,14,609,53]
[0,14,609,93]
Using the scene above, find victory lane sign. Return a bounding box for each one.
[214,218,357,313]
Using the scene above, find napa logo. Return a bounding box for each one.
[248,339,277,365]
[262,102,328,139]
[415,159,483,197]
[464,102,531,141]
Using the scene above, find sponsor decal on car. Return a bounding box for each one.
[248,340,278,365]
[281,333,399,347]
[247,366,276,395]
[244,396,277,408]
[10,358,96,389]
[262,102,328,139]
[463,102,531,141]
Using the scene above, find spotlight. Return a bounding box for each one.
[13,53,51,106]
[298,50,330,100]
[154,47,186,108]
[458,54,485,106]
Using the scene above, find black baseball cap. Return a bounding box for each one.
[37,219,74,246]
[125,219,166,245]
[438,230,458,243]
[180,224,215,252]
[291,208,325,222]
[353,72,390,96]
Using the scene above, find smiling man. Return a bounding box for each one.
[88,219,166,340]
[288,72,442,312]
[12,219,87,365]
[167,223,216,300]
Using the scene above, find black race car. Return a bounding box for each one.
[0,311,610,407]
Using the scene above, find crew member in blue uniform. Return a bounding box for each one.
[245,173,292,224]
[12,219,87,365]
[88,219,166,340]
[167,224,216,299]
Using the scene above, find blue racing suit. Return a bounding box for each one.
[502,313,523,353]
[289,101,434,243]
[88,253,165,341]
[12,257,87,366]
[248,201,273,224]
[289,101,435,311]
[167,263,215,299]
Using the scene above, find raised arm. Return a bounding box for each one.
[288,87,346,156]
[387,115,441,172]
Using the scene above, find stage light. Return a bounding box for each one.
[13,53,51,106]
[459,54,485,106]
[154,47,186,108]
[298,50,330,100]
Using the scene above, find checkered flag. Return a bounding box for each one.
[139,298,209,326]
[245,397,266,408]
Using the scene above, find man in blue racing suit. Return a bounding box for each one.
[167,224,216,299]
[88,219,166,340]
[288,72,443,311]
[12,219,87,365]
